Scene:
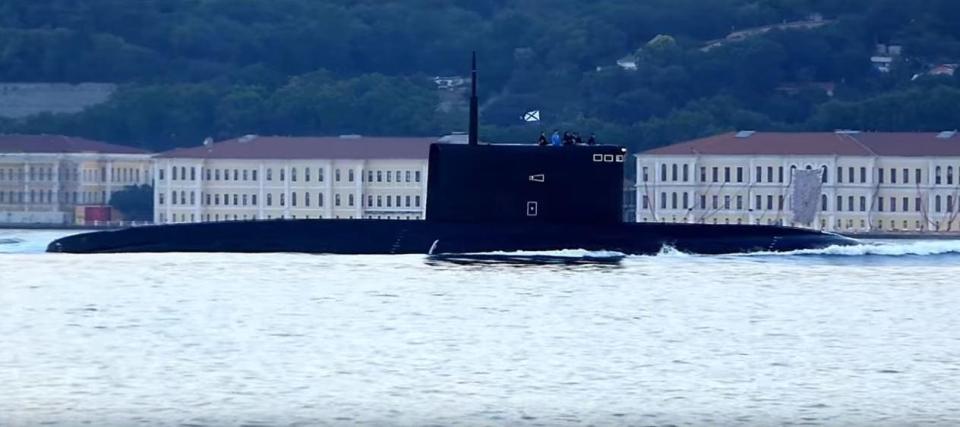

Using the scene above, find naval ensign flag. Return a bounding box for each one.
[522,110,540,122]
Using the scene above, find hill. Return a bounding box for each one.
[0,0,959,153]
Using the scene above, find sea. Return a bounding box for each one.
[2,229,960,426]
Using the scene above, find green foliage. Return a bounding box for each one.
[109,185,154,221]
[0,0,957,157]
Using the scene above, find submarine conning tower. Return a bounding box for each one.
[425,52,627,225]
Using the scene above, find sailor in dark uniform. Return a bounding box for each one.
[537,132,548,146]
[574,132,583,145]
[587,133,597,145]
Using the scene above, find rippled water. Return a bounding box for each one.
[2,229,960,426]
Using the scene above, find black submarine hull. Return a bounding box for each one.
[46,219,857,255]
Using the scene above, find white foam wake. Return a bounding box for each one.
[739,240,960,257]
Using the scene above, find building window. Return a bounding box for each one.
[903,168,909,184]
[387,195,392,207]
[712,195,718,209]
[903,197,909,213]
[405,195,412,207]
[724,167,731,183]
[837,167,843,184]
[936,166,942,185]
[936,195,942,212]
[878,197,884,212]
[387,171,393,182]
[700,167,706,182]
[757,195,763,210]
[891,168,897,184]
[712,167,718,183]
[304,168,310,182]
[304,192,310,207]
[368,195,374,207]
[878,168,884,184]
[318,193,323,207]
[159,193,165,205]
[949,167,955,185]
[335,194,341,207]
[821,166,828,183]
[821,194,828,211]
[778,167,784,183]
[915,169,922,184]
[660,165,667,181]
[349,194,355,207]
[671,164,678,181]
[291,168,298,182]
[233,169,239,181]
[778,196,784,210]
[915,197,921,212]
[723,195,731,210]
[378,195,383,207]
[376,171,383,182]
[859,196,866,212]
[660,192,667,209]
[736,167,743,183]
[280,169,286,181]
[736,195,742,210]
[266,194,272,206]
[291,192,297,207]
[279,193,285,206]
[671,192,678,209]
[415,171,421,182]
[890,197,897,212]
[755,166,762,182]
[253,194,258,206]
[405,171,412,182]
[767,166,773,183]
[949,196,955,213]
[642,196,649,209]
[836,195,843,212]
[415,195,421,207]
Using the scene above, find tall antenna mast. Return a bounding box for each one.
[469,51,478,146]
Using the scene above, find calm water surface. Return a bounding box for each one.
[2,229,960,426]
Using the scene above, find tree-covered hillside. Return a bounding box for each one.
[0,0,959,153]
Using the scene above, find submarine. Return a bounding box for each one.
[47,54,857,255]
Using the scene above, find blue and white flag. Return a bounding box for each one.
[522,110,540,122]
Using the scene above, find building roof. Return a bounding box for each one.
[0,134,148,154]
[155,135,437,160]
[643,131,960,157]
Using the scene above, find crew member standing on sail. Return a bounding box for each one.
[537,132,548,146]
[550,130,561,146]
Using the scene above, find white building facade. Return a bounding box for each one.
[0,135,152,225]
[153,136,433,224]
[637,131,960,233]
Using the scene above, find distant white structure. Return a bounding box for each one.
[0,83,116,118]
[153,135,435,224]
[637,131,960,234]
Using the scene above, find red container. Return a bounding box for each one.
[84,206,112,223]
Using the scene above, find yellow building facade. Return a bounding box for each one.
[0,135,152,225]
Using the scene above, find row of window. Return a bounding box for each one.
[0,166,143,183]
[0,190,108,205]
[647,163,960,186]
[160,191,423,209]
[642,216,956,232]
[160,166,422,184]
[160,213,422,223]
[646,192,959,213]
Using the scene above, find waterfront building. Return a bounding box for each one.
[0,135,152,225]
[153,135,433,224]
[636,131,960,233]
